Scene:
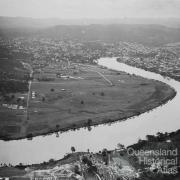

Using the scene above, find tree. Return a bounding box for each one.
[42,97,45,102]
[117,143,125,150]
[88,126,92,131]
[26,133,33,140]
[17,98,21,103]
[71,146,76,153]
[82,156,92,166]
[102,149,108,165]
[87,119,92,131]
[100,92,105,96]
[74,165,80,175]
[4,95,11,102]
[146,135,156,142]
[49,159,55,163]
[156,132,165,141]
[87,119,92,126]
[11,94,15,99]
[56,124,60,129]
[102,148,108,157]
[51,88,55,92]
[156,132,163,137]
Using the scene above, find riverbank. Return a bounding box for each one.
[117,57,180,82]
[1,129,179,180]
[0,60,176,141]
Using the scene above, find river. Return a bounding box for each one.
[0,57,180,165]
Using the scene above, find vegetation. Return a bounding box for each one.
[71,146,76,153]
[0,80,28,94]
[0,63,176,140]
[128,130,180,180]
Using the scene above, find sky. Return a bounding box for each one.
[0,0,180,19]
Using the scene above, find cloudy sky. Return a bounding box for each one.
[0,0,180,18]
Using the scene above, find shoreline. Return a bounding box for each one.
[1,129,179,179]
[0,62,177,141]
[1,89,177,142]
[117,57,180,82]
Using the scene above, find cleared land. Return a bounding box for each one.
[0,64,176,140]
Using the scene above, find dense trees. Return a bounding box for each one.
[0,80,28,94]
[50,88,55,92]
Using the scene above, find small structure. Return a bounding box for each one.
[19,106,25,110]
[18,96,25,100]
[2,104,18,110]
[32,91,36,99]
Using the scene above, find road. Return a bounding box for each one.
[22,62,33,120]
[89,69,113,86]
[79,64,113,86]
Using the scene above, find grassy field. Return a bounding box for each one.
[0,63,176,140]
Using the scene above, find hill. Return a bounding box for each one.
[1,23,180,46]
[0,17,180,29]
[36,24,180,46]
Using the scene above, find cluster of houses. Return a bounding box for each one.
[2,103,25,110]
[1,96,26,110]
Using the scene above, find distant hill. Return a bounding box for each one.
[0,16,180,29]
[0,17,180,46]
[35,24,180,46]
[0,16,61,29]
